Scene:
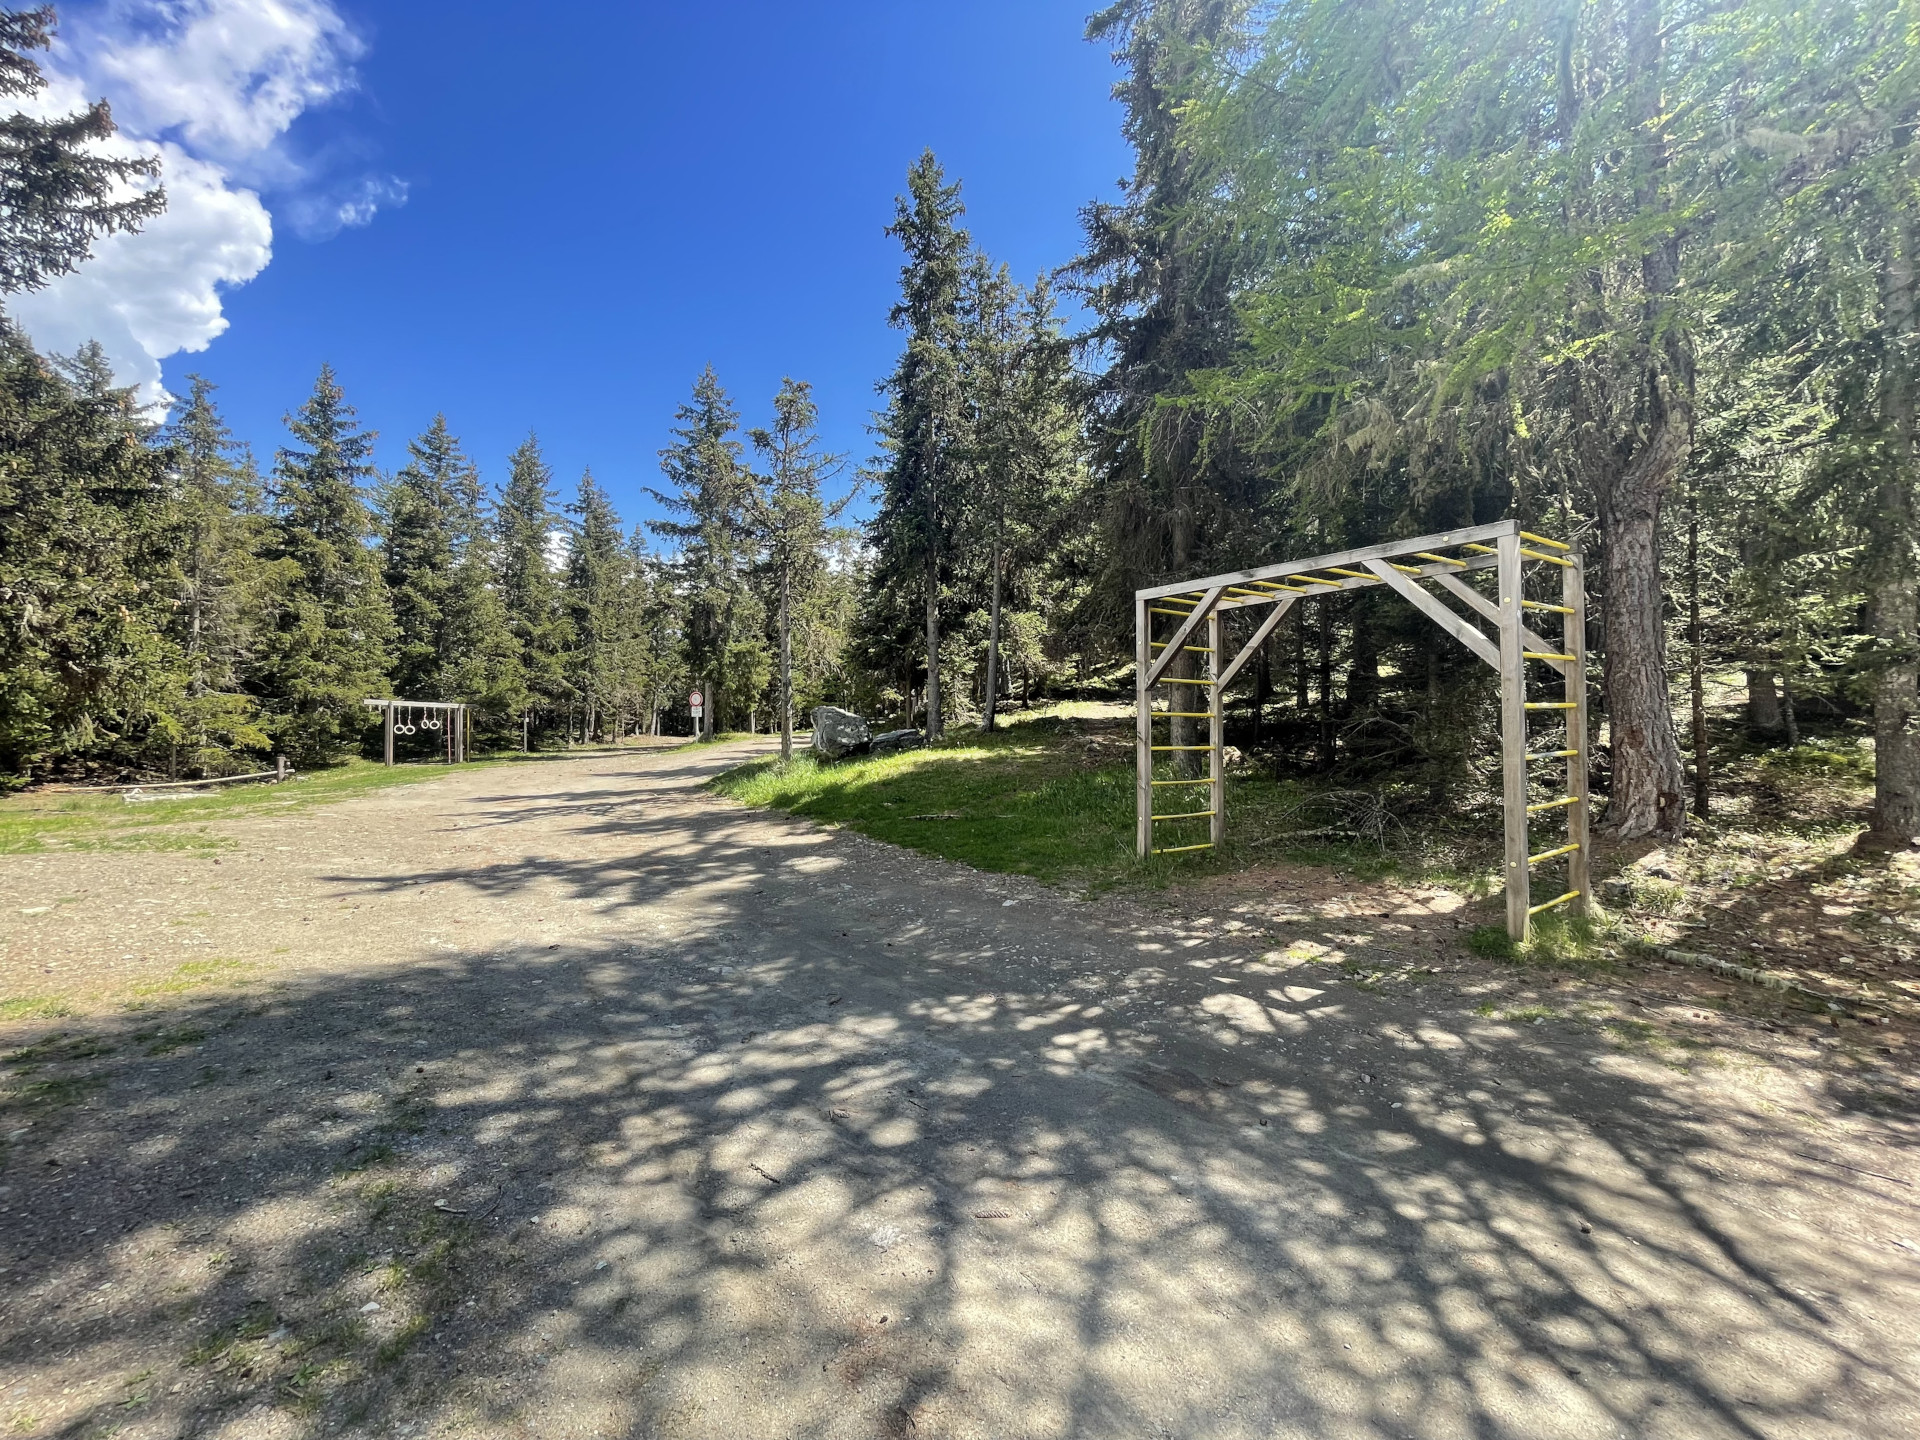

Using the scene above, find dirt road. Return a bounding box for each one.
[2,741,1916,1439]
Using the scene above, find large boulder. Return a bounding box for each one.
[869,728,925,758]
[810,706,871,760]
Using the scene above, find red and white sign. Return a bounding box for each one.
[688,689,703,709]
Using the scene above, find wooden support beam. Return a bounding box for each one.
[1497,533,1531,942]
[1565,553,1592,916]
[1427,570,1560,655]
[1218,596,1298,688]
[1136,594,1151,860]
[1362,561,1499,669]
[1144,587,1224,687]
[1138,519,1518,601]
[1209,608,1225,849]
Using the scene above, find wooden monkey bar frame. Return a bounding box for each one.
[1134,519,1589,941]
[362,698,471,767]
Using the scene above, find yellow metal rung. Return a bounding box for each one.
[1527,796,1580,813]
[1325,567,1373,580]
[1528,889,1582,916]
[1523,601,1574,614]
[1149,608,1199,619]
[1150,711,1212,718]
[1151,778,1212,786]
[1151,810,1215,821]
[1244,580,1309,594]
[1527,749,1579,761]
[1415,551,1467,567]
[1528,842,1581,866]
[1153,842,1215,854]
[1149,642,1214,652]
[1520,547,1572,567]
[1295,574,1344,588]
[1525,701,1577,710]
[1524,651,1576,661]
[1157,678,1217,686]
[1389,562,1424,573]
[1151,745,1212,751]
[1519,530,1570,551]
[1463,543,1498,554]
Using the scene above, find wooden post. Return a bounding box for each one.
[1566,554,1592,915]
[275,754,286,783]
[1497,531,1531,942]
[384,701,394,767]
[1136,593,1152,859]
[1209,607,1225,848]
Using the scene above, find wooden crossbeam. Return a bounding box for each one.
[1362,560,1498,669]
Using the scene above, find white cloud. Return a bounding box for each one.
[5,0,398,405]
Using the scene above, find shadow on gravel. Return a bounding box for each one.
[3,822,1917,1438]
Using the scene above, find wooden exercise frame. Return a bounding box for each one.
[1135,519,1589,941]
[362,698,471,767]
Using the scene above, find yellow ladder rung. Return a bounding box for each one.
[1325,567,1373,580]
[1157,678,1217,686]
[1415,551,1467,567]
[1520,547,1572,567]
[1149,642,1214,652]
[1388,562,1424,573]
[1243,580,1309,594]
[1519,530,1570,551]
[1528,889,1582,916]
[1152,811,1216,821]
[1528,843,1581,866]
[1151,778,1212,786]
[1149,608,1196,619]
[1151,745,1212,751]
[1524,651,1577,662]
[1527,749,1579,761]
[1523,601,1574,614]
[1527,796,1581,813]
[1525,701,1576,710]
[1153,842,1215,854]
[1294,574,1343,588]
[1149,711,1212,718]
[1463,543,1498,554]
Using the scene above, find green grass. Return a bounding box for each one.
[708,712,1474,893]
[0,755,520,856]
[0,995,75,1022]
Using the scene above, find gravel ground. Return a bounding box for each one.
[1,738,1916,1440]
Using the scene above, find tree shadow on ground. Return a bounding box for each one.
[3,782,1917,1439]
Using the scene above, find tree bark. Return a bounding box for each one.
[1745,670,1781,734]
[1595,0,1690,840]
[1866,222,1920,845]
[1688,497,1709,819]
[924,554,942,741]
[779,563,793,762]
[983,531,1004,734]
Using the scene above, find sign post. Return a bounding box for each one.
[689,688,704,738]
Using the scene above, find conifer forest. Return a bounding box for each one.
[3,0,1917,855]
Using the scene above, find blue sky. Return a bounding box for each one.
[13,1,1130,532]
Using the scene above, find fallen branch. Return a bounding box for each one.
[1626,940,1890,1017]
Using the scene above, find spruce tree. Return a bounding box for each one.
[748,378,841,760]
[163,374,269,772]
[493,433,566,746]
[254,365,393,765]
[648,367,755,737]
[562,468,624,740]
[871,150,970,740]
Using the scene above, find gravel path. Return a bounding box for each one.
[1,740,1915,1440]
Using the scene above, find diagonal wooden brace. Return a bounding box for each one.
[1362,561,1498,669]
[1217,596,1299,688]
[1428,570,1559,657]
[1144,587,1225,688]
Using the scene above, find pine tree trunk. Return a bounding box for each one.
[1781,678,1800,748]
[1594,0,1690,840]
[1688,499,1709,818]
[1746,671,1782,734]
[1866,224,1920,845]
[983,533,1004,735]
[1316,601,1334,771]
[924,555,942,741]
[779,564,793,762]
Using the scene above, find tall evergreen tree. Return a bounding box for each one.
[493,433,566,746]
[0,6,164,295]
[649,367,757,737]
[254,365,392,765]
[871,150,971,740]
[562,468,624,740]
[749,378,842,760]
